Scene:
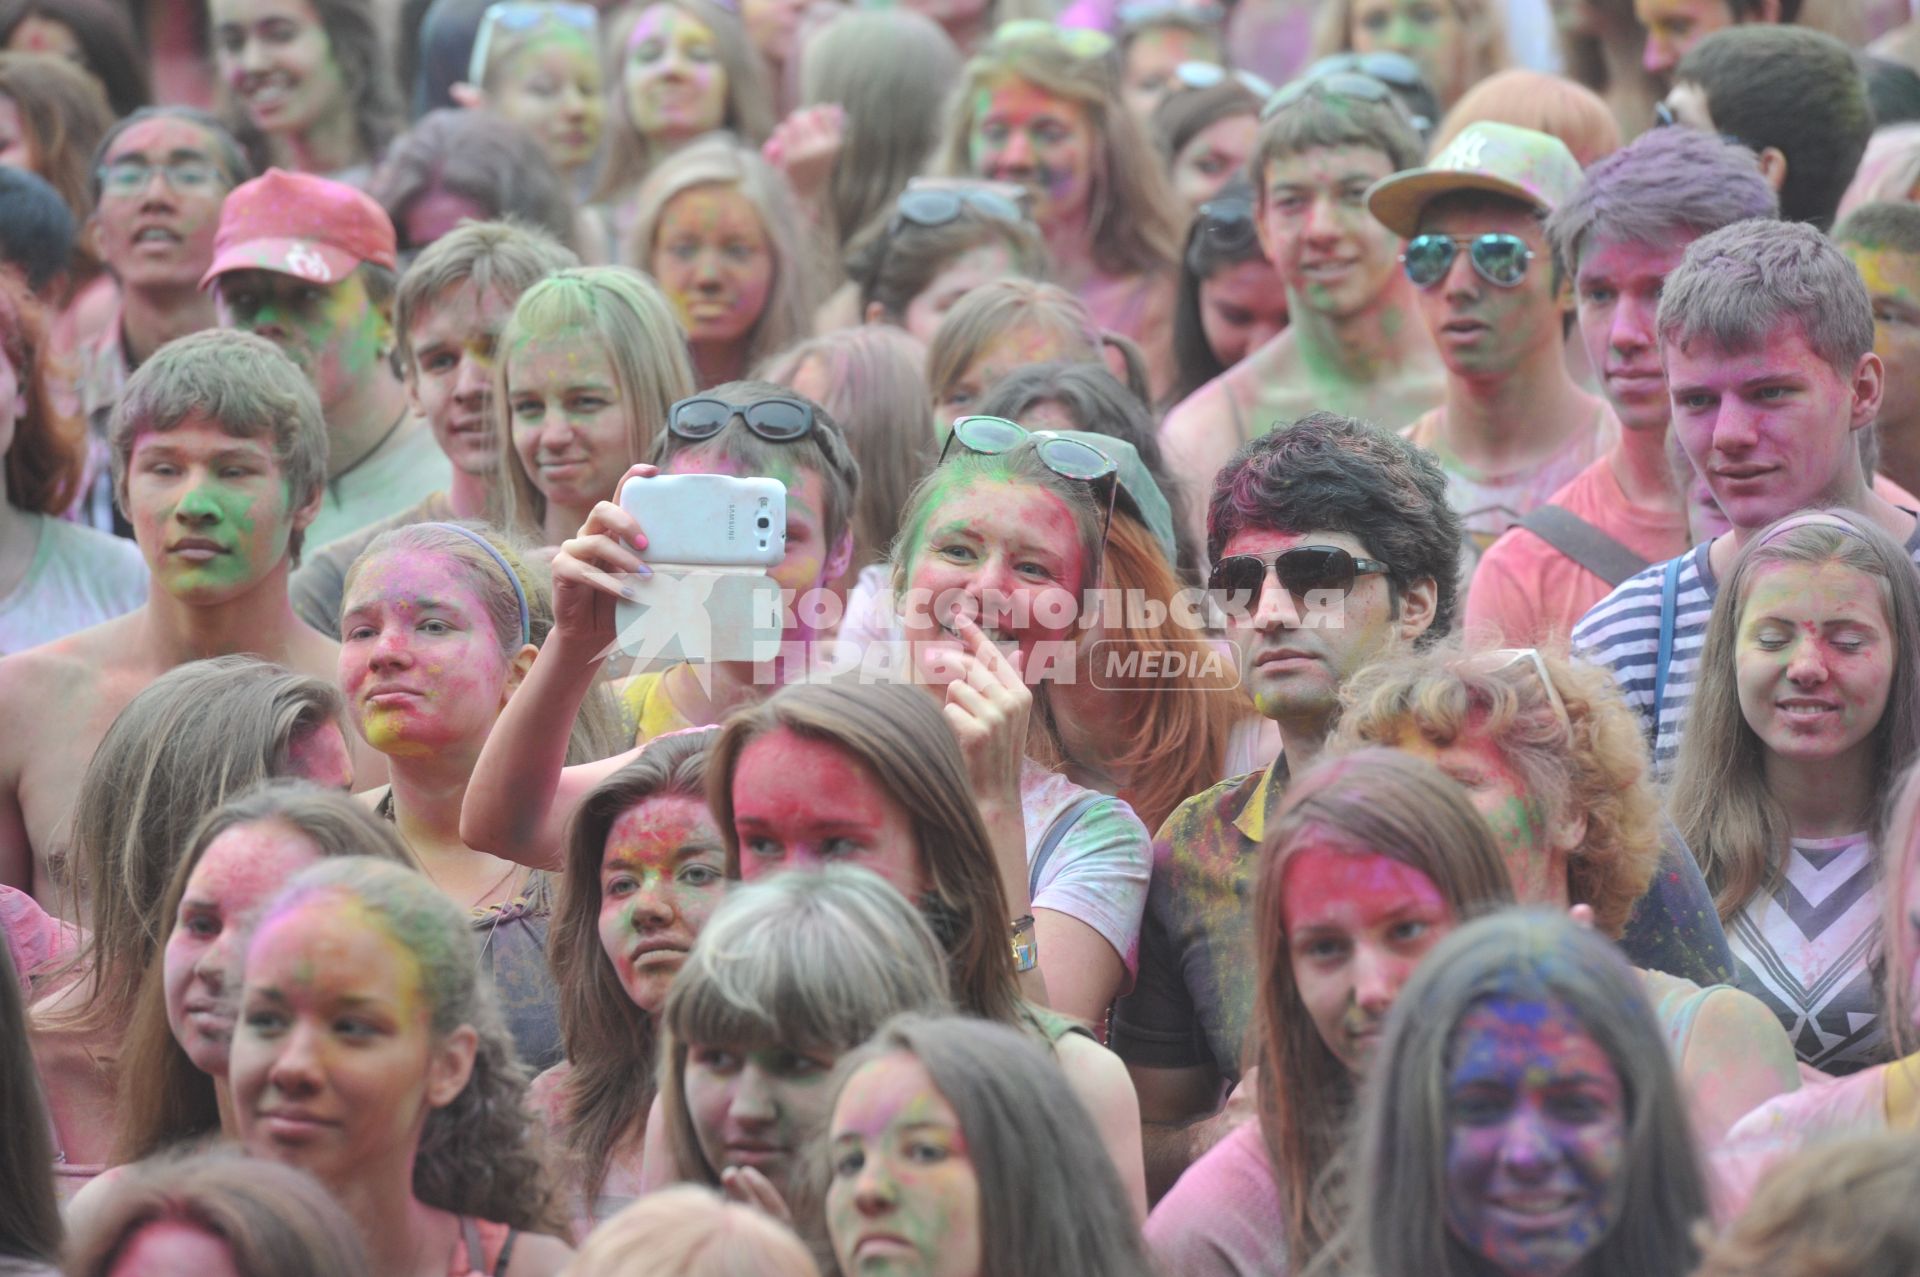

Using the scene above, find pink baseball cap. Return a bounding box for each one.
[200,168,398,290]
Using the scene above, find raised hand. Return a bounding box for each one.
[550,462,655,658]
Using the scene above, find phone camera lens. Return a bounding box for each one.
[757,515,771,529]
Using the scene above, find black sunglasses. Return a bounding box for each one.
[1207,546,1391,616]
[1401,232,1535,290]
[941,415,1120,566]
[1195,195,1257,255]
[668,396,815,443]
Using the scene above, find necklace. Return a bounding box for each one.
[375,790,522,957]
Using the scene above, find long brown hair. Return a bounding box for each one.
[706,680,1024,1024]
[0,943,59,1266]
[1254,749,1514,1268]
[1670,515,1920,920]
[548,728,717,1207]
[114,782,415,1166]
[0,269,85,515]
[41,658,346,1041]
[935,36,1182,279]
[592,0,775,203]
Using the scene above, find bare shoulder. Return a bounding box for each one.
[1055,1031,1138,1097]
[502,1230,576,1277]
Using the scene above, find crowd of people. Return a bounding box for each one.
[5,0,1920,1273]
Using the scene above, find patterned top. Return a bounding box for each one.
[1728,833,1886,1075]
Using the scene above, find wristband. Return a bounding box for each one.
[1010,914,1037,973]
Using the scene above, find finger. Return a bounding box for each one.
[558,531,645,576]
[1567,903,1596,930]
[944,674,995,720]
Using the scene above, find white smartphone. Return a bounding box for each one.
[620,473,786,568]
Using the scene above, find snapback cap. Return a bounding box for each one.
[201,168,399,289]
[1366,122,1582,239]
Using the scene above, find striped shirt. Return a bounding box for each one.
[1571,524,1920,779]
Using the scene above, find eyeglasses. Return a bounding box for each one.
[98,158,224,197]
[1468,647,1572,738]
[1401,232,1535,289]
[668,396,815,443]
[1260,70,1393,122]
[941,415,1120,563]
[888,187,1025,238]
[468,1,597,85]
[1207,545,1391,616]
[1168,60,1274,99]
[990,19,1116,59]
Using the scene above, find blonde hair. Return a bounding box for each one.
[1428,68,1620,168]
[1335,644,1662,938]
[593,0,775,202]
[627,135,825,379]
[925,278,1148,410]
[757,326,936,575]
[568,1186,820,1277]
[1690,1133,1920,1277]
[1309,0,1511,109]
[935,36,1182,279]
[1670,515,1920,920]
[493,266,696,540]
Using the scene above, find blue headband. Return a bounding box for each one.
[428,522,530,647]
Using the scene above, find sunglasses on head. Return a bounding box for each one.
[889,187,1025,237]
[1465,647,1572,736]
[991,19,1116,59]
[668,396,815,444]
[468,1,597,84]
[1168,60,1273,98]
[1207,545,1391,616]
[1260,70,1393,122]
[1651,100,1754,153]
[1401,232,1535,290]
[1117,0,1225,28]
[941,415,1120,561]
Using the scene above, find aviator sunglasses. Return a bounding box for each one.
[1401,232,1535,290]
[668,396,816,443]
[1207,545,1391,616]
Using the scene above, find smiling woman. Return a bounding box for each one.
[207,0,399,181]
[1671,512,1920,1074]
[494,266,696,546]
[1337,911,1708,1277]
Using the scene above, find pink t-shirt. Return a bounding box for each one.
[1710,1065,1889,1222]
[1144,1119,1290,1276]
[1463,450,1688,647]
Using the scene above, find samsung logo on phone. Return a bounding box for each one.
[727,506,736,542]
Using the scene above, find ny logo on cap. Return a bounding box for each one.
[285,244,330,281]
[1444,133,1488,171]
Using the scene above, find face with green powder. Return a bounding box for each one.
[826,1051,983,1277]
[214,268,393,414]
[1389,725,1581,910]
[1348,0,1470,107]
[126,413,314,602]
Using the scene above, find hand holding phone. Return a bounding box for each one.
[618,473,787,569]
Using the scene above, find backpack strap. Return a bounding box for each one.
[494,1228,518,1276]
[1030,793,1107,899]
[1653,554,1684,737]
[1517,504,1650,587]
